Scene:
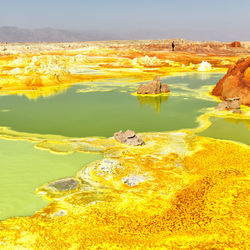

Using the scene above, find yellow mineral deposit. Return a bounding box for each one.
[0,41,239,99]
[0,131,249,249]
[0,40,249,249]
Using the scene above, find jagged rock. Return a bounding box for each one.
[137,75,170,94]
[161,84,171,93]
[229,41,241,48]
[216,97,241,112]
[114,130,145,146]
[122,175,145,187]
[216,101,228,111]
[47,178,79,192]
[225,97,241,109]
[212,57,250,106]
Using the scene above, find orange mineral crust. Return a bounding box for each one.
[212,56,250,106]
[0,132,249,249]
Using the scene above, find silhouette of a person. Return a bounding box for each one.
[172,41,175,51]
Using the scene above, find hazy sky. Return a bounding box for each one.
[1,0,250,41]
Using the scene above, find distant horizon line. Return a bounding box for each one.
[0,26,248,43]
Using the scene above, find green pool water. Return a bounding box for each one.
[0,139,101,220]
[0,73,222,138]
[198,116,250,145]
[0,72,249,221]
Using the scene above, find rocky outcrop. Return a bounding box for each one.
[216,97,242,113]
[137,75,170,95]
[47,178,79,192]
[212,57,250,106]
[114,130,145,146]
[229,41,241,48]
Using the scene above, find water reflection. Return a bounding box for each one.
[0,84,71,100]
[224,117,250,130]
[137,95,169,113]
[199,117,250,145]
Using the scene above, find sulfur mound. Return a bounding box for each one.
[137,75,170,94]
[212,57,250,106]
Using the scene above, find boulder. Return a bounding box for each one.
[216,97,241,111]
[114,130,145,146]
[47,178,79,192]
[161,84,171,93]
[137,75,170,94]
[212,57,250,106]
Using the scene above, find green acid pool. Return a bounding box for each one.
[0,73,222,138]
[0,139,101,220]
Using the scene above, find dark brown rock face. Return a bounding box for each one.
[137,75,170,94]
[212,57,250,106]
[114,130,145,146]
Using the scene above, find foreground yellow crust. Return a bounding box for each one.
[0,131,249,249]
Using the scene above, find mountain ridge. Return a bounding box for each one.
[0,26,117,42]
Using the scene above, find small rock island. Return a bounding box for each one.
[137,75,170,95]
[114,130,145,146]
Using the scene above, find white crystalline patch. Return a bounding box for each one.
[97,159,122,175]
[5,67,22,74]
[52,210,67,217]
[122,175,145,187]
[198,61,212,72]
[133,56,161,66]
[168,132,187,138]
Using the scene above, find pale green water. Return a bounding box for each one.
[0,139,101,220]
[0,73,249,221]
[199,117,250,145]
[0,74,221,137]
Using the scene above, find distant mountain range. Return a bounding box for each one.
[0,26,249,43]
[0,26,118,43]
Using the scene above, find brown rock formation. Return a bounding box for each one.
[212,57,250,106]
[229,41,241,48]
[137,75,170,95]
[216,97,241,112]
[114,130,145,146]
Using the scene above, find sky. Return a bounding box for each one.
[1,0,250,41]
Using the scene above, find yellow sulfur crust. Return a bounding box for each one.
[0,131,249,249]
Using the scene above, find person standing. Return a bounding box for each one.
[172,41,175,51]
